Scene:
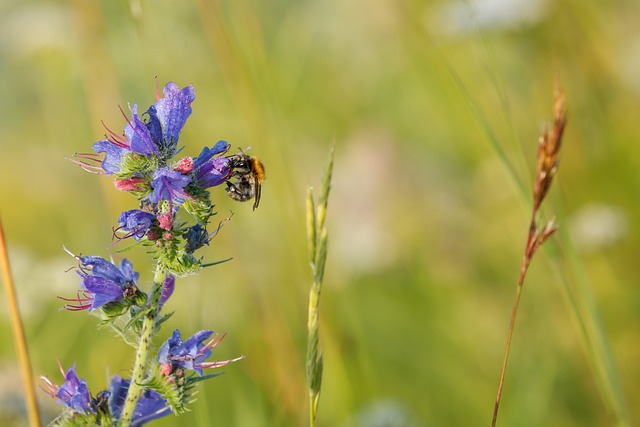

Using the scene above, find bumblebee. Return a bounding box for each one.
[225,152,265,210]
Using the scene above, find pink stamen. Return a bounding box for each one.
[112,225,123,240]
[39,375,58,397]
[102,119,130,149]
[200,333,227,353]
[112,226,137,240]
[154,175,194,216]
[58,292,93,311]
[198,355,245,370]
[118,105,134,128]
[155,77,161,101]
[73,152,104,162]
[65,155,108,175]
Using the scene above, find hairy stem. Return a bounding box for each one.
[119,266,167,426]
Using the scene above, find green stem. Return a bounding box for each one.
[119,266,167,426]
[307,278,321,426]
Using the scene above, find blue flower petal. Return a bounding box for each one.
[76,256,140,311]
[117,258,139,283]
[159,275,175,308]
[108,376,171,426]
[153,82,195,148]
[145,105,164,149]
[184,224,209,254]
[57,364,92,414]
[150,167,191,206]
[92,140,125,175]
[81,276,123,310]
[157,329,182,364]
[125,105,158,156]
[131,389,172,427]
[118,210,156,241]
[193,141,230,170]
[182,330,213,354]
[158,329,214,376]
[196,156,230,188]
[80,256,127,283]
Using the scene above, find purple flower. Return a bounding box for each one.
[58,364,92,413]
[184,224,209,254]
[124,104,159,156]
[92,139,127,175]
[40,362,92,414]
[124,82,195,158]
[108,376,171,426]
[91,82,195,174]
[118,210,157,241]
[150,82,195,151]
[158,329,212,376]
[74,256,140,311]
[149,167,191,208]
[159,274,175,308]
[91,104,158,175]
[193,141,231,188]
[158,329,243,377]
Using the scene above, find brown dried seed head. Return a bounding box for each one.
[549,89,567,159]
[536,132,548,173]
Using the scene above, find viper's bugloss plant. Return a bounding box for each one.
[44,81,247,426]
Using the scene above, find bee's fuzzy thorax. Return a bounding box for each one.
[250,157,266,183]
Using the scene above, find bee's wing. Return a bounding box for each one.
[252,175,262,210]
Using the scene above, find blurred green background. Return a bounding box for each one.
[1,0,640,426]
